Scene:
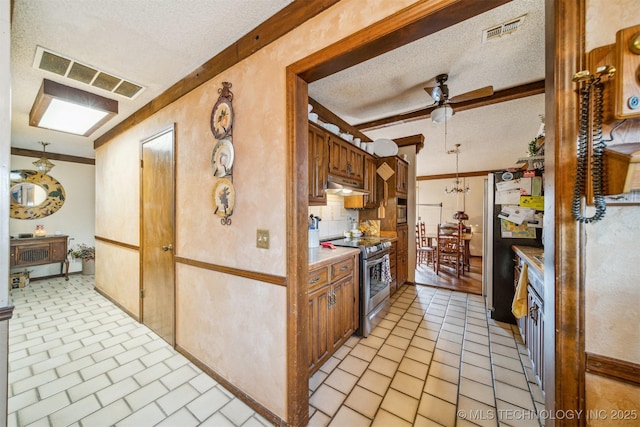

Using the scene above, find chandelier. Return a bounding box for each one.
[33,141,55,174]
[444,143,470,194]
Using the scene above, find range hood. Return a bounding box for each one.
[325,175,369,197]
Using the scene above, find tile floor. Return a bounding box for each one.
[308,284,546,427]
[8,275,272,427]
[8,275,545,427]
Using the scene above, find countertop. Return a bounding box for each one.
[308,246,360,269]
[512,245,544,274]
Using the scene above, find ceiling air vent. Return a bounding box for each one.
[33,46,145,99]
[482,15,526,43]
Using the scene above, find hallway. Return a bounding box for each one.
[8,275,271,426]
[9,275,544,426]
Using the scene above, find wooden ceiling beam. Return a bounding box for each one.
[394,134,425,153]
[356,79,546,131]
[11,147,95,165]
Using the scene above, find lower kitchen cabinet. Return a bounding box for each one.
[308,252,358,374]
[513,247,545,392]
[396,223,408,287]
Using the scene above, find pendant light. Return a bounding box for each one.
[444,144,470,195]
[33,141,55,174]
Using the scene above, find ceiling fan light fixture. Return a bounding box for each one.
[431,105,453,123]
[29,79,118,137]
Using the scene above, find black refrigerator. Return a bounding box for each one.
[483,170,543,324]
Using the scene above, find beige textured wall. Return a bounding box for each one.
[585,374,640,426]
[94,241,140,317]
[95,0,422,419]
[584,0,640,417]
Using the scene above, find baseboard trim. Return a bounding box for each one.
[93,287,140,322]
[0,305,15,321]
[586,352,640,387]
[175,344,286,426]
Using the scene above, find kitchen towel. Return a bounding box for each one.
[382,254,392,284]
[512,262,528,318]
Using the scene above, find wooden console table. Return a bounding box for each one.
[10,235,70,280]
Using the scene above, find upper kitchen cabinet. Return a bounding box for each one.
[395,157,408,196]
[328,134,364,185]
[309,122,329,205]
[344,153,378,209]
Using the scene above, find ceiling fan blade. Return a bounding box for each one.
[424,86,441,103]
[449,85,494,103]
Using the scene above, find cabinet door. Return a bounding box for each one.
[397,224,408,253]
[396,224,409,287]
[348,147,364,182]
[526,287,544,390]
[331,274,356,350]
[308,124,328,205]
[308,285,330,371]
[363,155,378,208]
[329,136,349,177]
[396,158,408,195]
[51,241,67,263]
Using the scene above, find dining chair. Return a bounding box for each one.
[415,222,435,267]
[435,222,464,277]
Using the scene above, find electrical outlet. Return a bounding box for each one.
[257,229,269,249]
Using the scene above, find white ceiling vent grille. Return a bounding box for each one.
[482,15,526,43]
[33,46,145,99]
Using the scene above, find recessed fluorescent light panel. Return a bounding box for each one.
[29,79,118,137]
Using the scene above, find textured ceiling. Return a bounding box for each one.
[309,0,545,175]
[10,0,293,158]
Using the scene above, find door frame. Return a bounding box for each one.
[286,0,584,425]
[139,124,177,345]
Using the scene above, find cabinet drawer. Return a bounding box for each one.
[308,266,329,291]
[331,257,353,281]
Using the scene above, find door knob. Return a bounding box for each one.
[162,244,173,252]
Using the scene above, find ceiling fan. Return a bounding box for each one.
[424,73,494,122]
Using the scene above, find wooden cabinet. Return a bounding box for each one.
[513,248,545,392]
[343,153,378,209]
[395,157,409,196]
[10,235,70,280]
[389,241,398,294]
[396,224,408,288]
[308,252,358,374]
[308,123,329,205]
[328,134,364,185]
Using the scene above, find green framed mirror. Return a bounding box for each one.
[10,170,66,219]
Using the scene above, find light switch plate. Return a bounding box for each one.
[257,229,269,249]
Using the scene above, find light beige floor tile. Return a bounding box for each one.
[357,370,392,396]
[459,377,496,407]
[424,375,458,404]
[338,355,369,377]
[414,326,439,341]
[220,397,255,426]
[96,377,140,406]
[494,382,536,411]
[310,370,329,392]
[17,391,70,425]
[324,369,359,394]
[428,360,459,384]
[432,349,460,368]
[359,335,385,350]
[7,389,38,414]
[381,388,419,423]
[414,414,446,426]
[491,342,521,359]
[329,406,371,427]
[495,399,541,427]
[349,343,377,362]
[462,350,492,370]
[344,385,382,419]
[310,384,347,417]
[156,383,200,416]
[391,326,415,340]
[370,326,391,339]
[76,398,132,427]
[378,319,397,330]
[490,333,517,348]
[156,407,200,427]
[307,409,331,427]
[371,409,412,427]
[333,344,351,360]
[417,393,456,427]
[398,358,429,380]
[456,395,498,427]
[384,312,402,322]
[49,394,101,427]
[465,331,490,345]
[435,338,462,354]
[125,380,170,412]
[116,403,166,427]
[411,336,436,353]
[391,371,424,399]
[493,365,529,390]
[368,356,399,378]
[378,344,406,362]
[397,319,420,331]
[438,330,463,344]
[319,356,341,374]
[460,362,493,386]
[463,340,491,357]
[404,346,433,364]
[492,353,525,373]
[402,313,424,323]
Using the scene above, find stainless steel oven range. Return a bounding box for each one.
[326,237,392,337]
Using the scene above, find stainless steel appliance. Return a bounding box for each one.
[397,203,407,223]
[326,237,392,337]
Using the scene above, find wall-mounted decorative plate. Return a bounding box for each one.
[210,82,234,139]
[213,177,235,219]
[211,138,234,177]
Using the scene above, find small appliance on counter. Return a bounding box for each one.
[308,214,321,248]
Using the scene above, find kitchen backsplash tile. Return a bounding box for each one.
[309,194,359,239]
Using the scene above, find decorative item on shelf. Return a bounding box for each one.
[210,82,235,226]
[444,144,470,194]
[69,243,95,275]
[34,224,46,237]
[33,141,55,174]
